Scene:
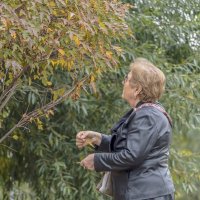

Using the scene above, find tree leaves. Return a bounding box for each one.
[0,0,131,198]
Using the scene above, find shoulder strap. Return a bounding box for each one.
[135,103,173,127]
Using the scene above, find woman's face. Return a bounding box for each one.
[122,72,141,107]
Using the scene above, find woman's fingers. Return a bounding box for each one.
[77,131,86,137]
[76,132,85,147]
[76,131,97,148]
[76,141,85,149]
[76,139,95,149]
[76,137,86,143]
[76,132,87,142]
[79,154,95,170]
[76,138,85,148]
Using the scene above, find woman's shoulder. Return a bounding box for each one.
[134,105,171,127]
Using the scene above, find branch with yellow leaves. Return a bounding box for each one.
[0,76,89,144]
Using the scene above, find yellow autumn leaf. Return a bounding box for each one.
[58,88,65,95]
[47,81,52,86]
[8,72,13,80]
[95,68,101,75]
[113,46,123,53]
[58,49,65,56]
[99,22,106,29]
[29,117,34,123]
[34,75,39,80]
[186,93,194,100]
[53,88,65,101]
[179,149,193,157]
[85,138,95,148]
[47,28,53,33]
[37,124,43,130]
[49,1,56,7]
[106,51,113,59]
[0,72,4,80]
[51,60,57,66]
[72,35,81,46]
[13,135,18,140]
[36,118,43,130]
[52,10,57,15]
[67,60,74,71]
[90,74,95,82]
[48,110,54,116]
[37,110,43,115]
[56,59,66,67]
[28,77,32,85]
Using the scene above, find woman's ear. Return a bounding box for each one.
[135,84,142,96]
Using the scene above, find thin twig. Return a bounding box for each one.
[0,83,17,113]
[0,66,29,104]
[0,123,20,143]
[0,144,18,152]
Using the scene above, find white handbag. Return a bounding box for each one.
[96,172,113,197]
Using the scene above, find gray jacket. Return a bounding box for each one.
[94,103,175,200]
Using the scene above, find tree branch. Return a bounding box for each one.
[0,66,30,114]
[0,76,89,144]
[0,83,17,113]
[0,123,20,144]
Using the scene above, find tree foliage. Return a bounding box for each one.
[0,0,200,200]
[0,0,130,142]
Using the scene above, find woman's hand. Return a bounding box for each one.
[76,131,102,149]
[80,154,95,171]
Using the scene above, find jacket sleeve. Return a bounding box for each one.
[94,111,159,171]
[95,134,112,152]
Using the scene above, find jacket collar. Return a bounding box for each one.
[111,101,160,132]
[135,101,144,108]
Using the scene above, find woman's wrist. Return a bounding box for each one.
[93,132,102,146]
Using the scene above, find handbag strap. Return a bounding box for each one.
[135,103,173,127]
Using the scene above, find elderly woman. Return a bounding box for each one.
[76,58,175,200]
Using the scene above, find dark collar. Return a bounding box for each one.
[135,101,144,108]
[135,101,160,108]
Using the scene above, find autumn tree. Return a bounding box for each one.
[0,0,131,142]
